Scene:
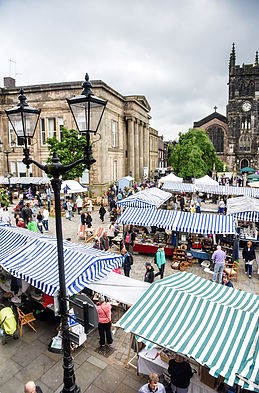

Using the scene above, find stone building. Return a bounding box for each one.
[194,44,259,171]
[0,76,161,194]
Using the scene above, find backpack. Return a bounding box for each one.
[125,233,131,243]
[129,253,133,265]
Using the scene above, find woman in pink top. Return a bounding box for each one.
[96,295,113,347]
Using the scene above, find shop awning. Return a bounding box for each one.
[61,180,87,194]
[116,272,259,391]
[86,271,150,305]
[116,187,172,208]
[226,196,259,222]
[0,176,50,185]
[162,182,259,197]
[0,226,124,296]
[117,208,236,234]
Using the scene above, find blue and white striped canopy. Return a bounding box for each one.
[0,226,124,296]
[118,208,236,234]
[162,182,259,197]
[116,272,259,391]
[116,187,172,208]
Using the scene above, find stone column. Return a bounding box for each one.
[127,117,135,177]
[134,119,140,181]
[139,121,144,179]
[143,123,150,174]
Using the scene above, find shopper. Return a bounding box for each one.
[121,247,133,277]
[242,241,256,278]
[42,207,49,231]
[24,380,43,393]
[211,245,226,283]
[168,354,193,393]
[138,373,166,393]
[99,203,106,223]
[96,295,113,347]
[144,262,155,283]
[222,274,234,288]
[154,244,166,279]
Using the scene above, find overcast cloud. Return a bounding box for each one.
[0,0,258,140]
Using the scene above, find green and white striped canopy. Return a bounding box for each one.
[116,272,259,391]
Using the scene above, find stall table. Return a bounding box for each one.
[138,348,216,393]
[133,242,174,256]
[189,250,210,261]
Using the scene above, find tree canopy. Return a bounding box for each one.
[46,128,87,180]
[168,128,223,178]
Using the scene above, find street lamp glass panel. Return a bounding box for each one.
[68,95,107,134]
[6,109,40,139]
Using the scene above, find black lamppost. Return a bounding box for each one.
[5,73,107,393]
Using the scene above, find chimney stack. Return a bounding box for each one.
[3,77,16,88]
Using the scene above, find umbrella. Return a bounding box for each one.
[247,174,259,181]
[240,166,256,173]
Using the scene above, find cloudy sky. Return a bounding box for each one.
[0,0,258,140]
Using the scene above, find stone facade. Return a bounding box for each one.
[0,78,161,194]
[194,44,259,171]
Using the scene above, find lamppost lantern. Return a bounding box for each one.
[67,73,107,135]
[4,74,106,393]
[5,89,41,145]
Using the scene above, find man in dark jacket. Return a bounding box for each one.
[121,247,133,277]
[144,262,155,283]
[168,354,193,393]
[242,241,256,278]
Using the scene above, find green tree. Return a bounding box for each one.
[168,128,223,178]
[46,128,87,180]
[0,188,9,206]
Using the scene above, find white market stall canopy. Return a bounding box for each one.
[162,182,259,197]
[118,208,236,234]
[61,180,87,194]
[0,225,123,296]
[116,272,259,391]
[86,271,150,305]
[193,175,219,185]
[159,173,183,184]
[227,196,259,222]
[116,187,172,208]
[0,176,50,185]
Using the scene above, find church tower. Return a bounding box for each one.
[226,43,259,170]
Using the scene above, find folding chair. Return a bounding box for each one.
[16,307,37,336]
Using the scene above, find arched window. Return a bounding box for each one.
[207,126,224,153]
[240,158,249,169]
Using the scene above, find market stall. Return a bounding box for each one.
[116,272,259,392]
[227,196,259,241]
[116,187,172,209]
[0,225,124,296]
[162,182,259,198]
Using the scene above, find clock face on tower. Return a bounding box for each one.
[242,101,252,112]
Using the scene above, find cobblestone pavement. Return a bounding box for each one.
[0,202,258,392]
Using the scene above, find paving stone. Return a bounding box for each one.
[0,358,22,385]
[14,353,56,383]
[0,375,23,393]
[74,361,103,391]
[93,366,128,393]
[87,355,107,369]
[11,339,47,367]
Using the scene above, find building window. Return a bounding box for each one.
[207,126,224,153]
[17,161,32,177]
[40,118,46,145]
[8,121,30,146]
[111,120,118,148]
[239,134,251,152]
[113,160,118,181]
[58,117,64,140]
[48,118,57,139]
